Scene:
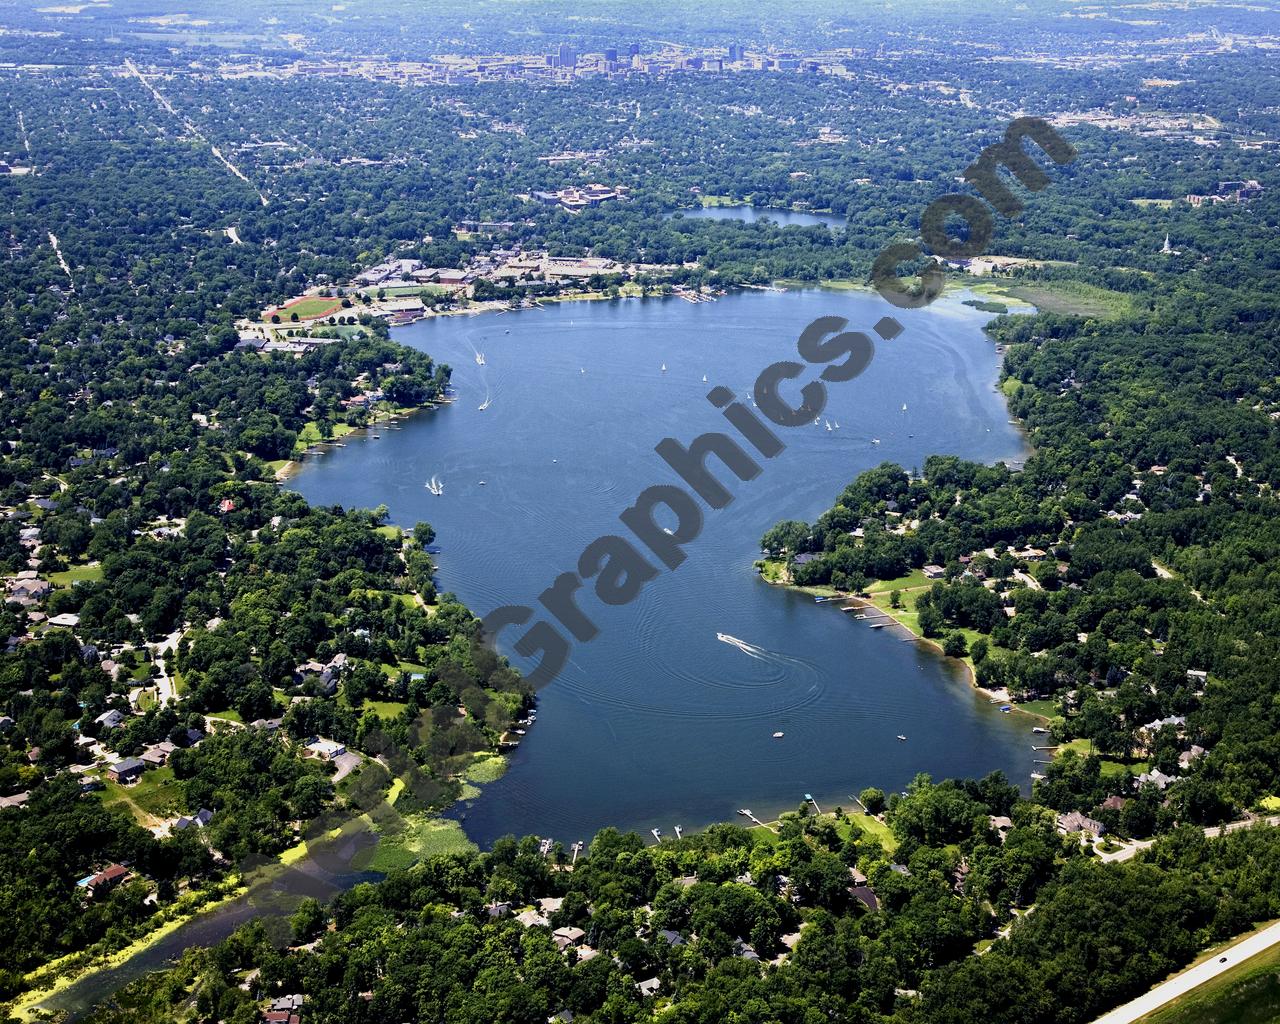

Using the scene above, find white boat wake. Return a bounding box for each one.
[716,632,774,661]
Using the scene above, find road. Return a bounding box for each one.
[1090,919,1280,1024]
[1097,815,1280,863]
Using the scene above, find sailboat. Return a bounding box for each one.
[661,363,667,372]
[833,420,840,429]
[901,403,908,413]
[825,420,833,432]
[702,374,708,383]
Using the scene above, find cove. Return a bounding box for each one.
[289,288,1034,845]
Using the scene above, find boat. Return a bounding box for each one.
[833,420,840,428]
[661,363,667,372]
[1000,705,1012,713]
[371,433,380,438]
[901,403,908,412]
[825,420,833,431]
[897,734,907,741]
[425,475,444,496]
[1032,726,1048,734]
[478,397,490,411]
[1031,772,1046,781]
[479,480,486,486]
[702,374,708,383]
[772,731,784,738]
[871,438,881,445]
[580,368,585,374]
[651,828,663,842]
[475,352,485,365]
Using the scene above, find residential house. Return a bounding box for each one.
[305,737,346,761]
[1057,810,1106,837]
[1179,745,1207,770]
[140,741,176,767]
[95,709,125,730]
[1136,768,1177,791]
[84,863,129,897]
[989,815,1014,838]
[107,756,146,784]
[553,926,587,950]
[922,564,946,579]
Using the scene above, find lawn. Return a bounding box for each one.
[866,569,929,594]
[294,420,354,448]
[1018,699,1060,719]
[362,699,409,720]
[100,767,181,826]
[206,708,244,724]
[1137,936,1280,1024]
[49,564,103,587]
[843,812,897,852]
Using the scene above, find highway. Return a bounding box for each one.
[1090,919,1280,1024]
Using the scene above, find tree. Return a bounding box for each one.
[860,787,886,814]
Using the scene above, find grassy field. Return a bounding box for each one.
[362,699,409,720]
[750,810,898,853]
[99,767,181,827]
[866,569,929,594]
[294,420,354,448]
[270,295,344,320]
[998,280,1133,319]
[49,564,103,587]
[1137,939,1280,1024]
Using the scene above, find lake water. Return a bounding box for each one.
[668,205,846,229]
[289,288,1034,846]
[36,286,1031,1021]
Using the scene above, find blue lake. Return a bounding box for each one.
[288,288,1034,846]
[668,205,846,229]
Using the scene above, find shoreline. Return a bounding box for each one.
[8,880,247,1020]
[757,571,1045,721]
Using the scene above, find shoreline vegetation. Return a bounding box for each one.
[9,879,247,1020]
[754,561,1051,724]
